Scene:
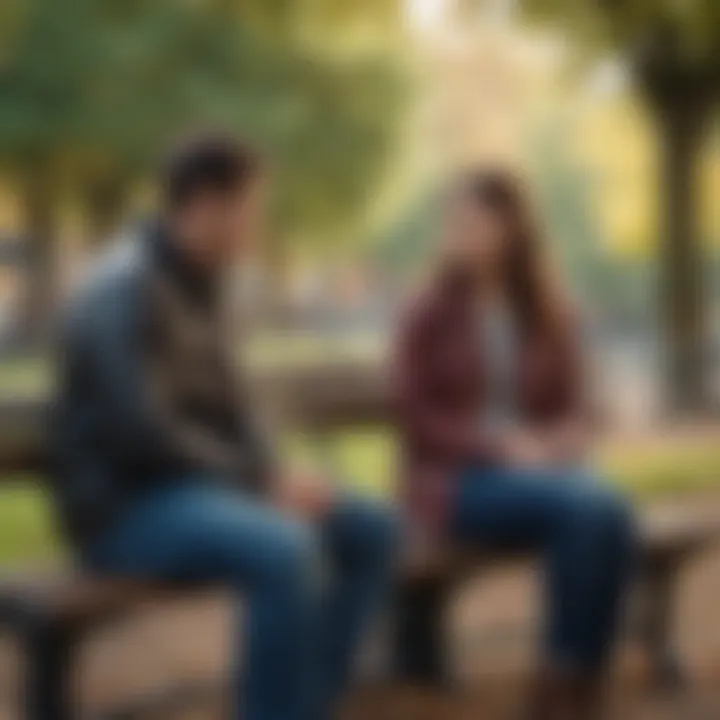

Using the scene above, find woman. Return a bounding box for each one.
[393,171,635,719]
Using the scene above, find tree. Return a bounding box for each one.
[0,0,403,338]
[521,0,720,413]
[0,0,88,339]
[528,121,609,308]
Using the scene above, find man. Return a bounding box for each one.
[51,133,398,720]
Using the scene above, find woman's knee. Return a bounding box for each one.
[570,485,636,548]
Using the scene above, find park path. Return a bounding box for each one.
[2,496,720,719]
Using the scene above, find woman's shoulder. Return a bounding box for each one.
[396,278,452,338]
[541,291,586,362]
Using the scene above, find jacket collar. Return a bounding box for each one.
[147,218,219,308]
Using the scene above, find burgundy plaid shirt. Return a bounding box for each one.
[392,275,582,531]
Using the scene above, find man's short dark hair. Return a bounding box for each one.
[162,132,261,208]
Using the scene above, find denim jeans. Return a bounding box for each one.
[450,465,636,673]
[83,482,399,720]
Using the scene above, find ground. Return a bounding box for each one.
[2,501,720,719]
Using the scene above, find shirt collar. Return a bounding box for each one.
[148,217,219,307]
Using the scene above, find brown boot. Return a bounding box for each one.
[525,668,605,720]
[563,675,604,720]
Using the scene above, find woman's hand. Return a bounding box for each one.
[500,428,552,467]
[544,419,590,464]
[500,417,591,468]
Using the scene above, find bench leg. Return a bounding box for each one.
[640,560,685,690]
[23,621,80,720]
[392,578,450,686]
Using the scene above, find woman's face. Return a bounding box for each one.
[443,194,508,279]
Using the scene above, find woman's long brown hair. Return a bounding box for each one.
[460,169,570,339]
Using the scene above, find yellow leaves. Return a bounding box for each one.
[576,95,659,258]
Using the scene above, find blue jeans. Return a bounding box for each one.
[450,466,635,673]
[83,482,399,720]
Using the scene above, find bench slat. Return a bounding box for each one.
[0,573,212,628]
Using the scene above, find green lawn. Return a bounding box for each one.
[0,478,60,566]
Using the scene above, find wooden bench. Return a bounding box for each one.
[0,369,719,718]
[393,504,720,689]
[2,503,719,719]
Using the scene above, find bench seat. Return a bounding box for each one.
[0,503,718,719]
[401,503,720,579]
[0,504,717,629]
[0,574,209,629]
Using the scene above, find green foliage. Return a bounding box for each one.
[522,0,720,61]
[373,184,443,274]
[527,120,643,319]
[0,0,404,247]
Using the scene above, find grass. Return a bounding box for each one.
[0,356,49,398]
[602,438,720,497]
[0,478,60,567]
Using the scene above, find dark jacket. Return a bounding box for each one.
[392,273,582,531]
[51,222,275,544]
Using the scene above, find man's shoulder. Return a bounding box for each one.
[61,229,151,334]
[85,228,149,295]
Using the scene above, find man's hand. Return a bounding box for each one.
[275,471,335,520]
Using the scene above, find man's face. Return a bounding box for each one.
[175,175,267,267]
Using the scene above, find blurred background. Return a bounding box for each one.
[0,0,717,545]
[0,1,719,714]
[0,0,718,555]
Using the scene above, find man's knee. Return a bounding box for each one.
[365,502,401,559]
[255,519,320,590]
[571,485,636,547]
[335,498,401,565]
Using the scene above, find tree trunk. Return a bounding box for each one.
[17,170,58,348]
[657,109,707,415]
[84,177,128,246]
